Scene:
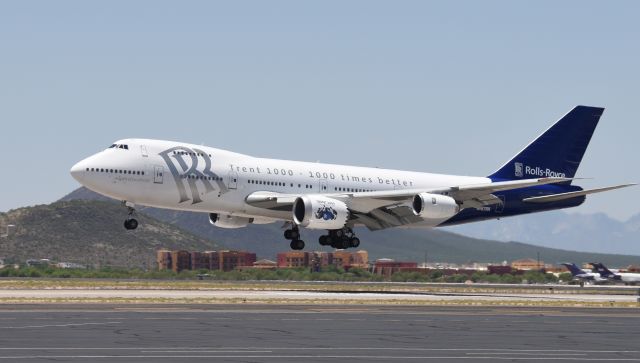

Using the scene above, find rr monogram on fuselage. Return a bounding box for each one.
[159,147,227,204]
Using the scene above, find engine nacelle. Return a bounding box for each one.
[293,195,349,230]
[209,213,254,229]
[412,193,460,219]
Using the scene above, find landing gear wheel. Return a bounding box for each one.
[349,237,360,248]
[123,202,138,230]
[324,227,359,249]
[124,218,138,230]
[284,228,300,240]
[290,239,305,250]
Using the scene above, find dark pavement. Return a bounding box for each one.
[0,304,638,362]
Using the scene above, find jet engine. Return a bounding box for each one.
[293,195,349,230]
[412,193,460,219]
[209,213,254,229]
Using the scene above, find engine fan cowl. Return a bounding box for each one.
[292,195,349,230]
[412,193,460,219]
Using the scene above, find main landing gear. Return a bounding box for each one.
[284,226,305,250]
[123,203,138,230]
[319,227,360,249]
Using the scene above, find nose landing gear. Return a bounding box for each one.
[123,203,138,230]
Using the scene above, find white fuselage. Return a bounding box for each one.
[70,138,488,225]
[616,273,640,283]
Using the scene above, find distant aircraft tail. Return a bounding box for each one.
[561,263,585,276]
[590,262,617,278]
[489,106,604,183]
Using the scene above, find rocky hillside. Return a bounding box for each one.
[58,188,640,267]
[0,200,220,268]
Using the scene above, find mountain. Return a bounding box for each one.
[0,200,220,268]
[444,211,640,255]
[59,188,640,266]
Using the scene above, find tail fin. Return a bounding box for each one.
[561,263,585,276]
[590,262,616,278]
[489,106,604,182]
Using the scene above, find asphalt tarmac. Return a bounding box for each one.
[0,304,638,362]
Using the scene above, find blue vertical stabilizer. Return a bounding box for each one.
[490,106,604,182]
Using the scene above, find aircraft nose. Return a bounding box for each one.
[70,159,88,183]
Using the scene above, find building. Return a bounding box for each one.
[190,251,210,270]
[218,250,257,271]
[156,250,172,270]
[170,250,191,272]
[332,250,369,269]
[488,265,513,275]
[277,251,310,268]
[373,259,418,277]
[350,250,369,269]
[332,250,351,269]
[252,259,278,270]
[626,265,640,273]
[511,258,544,271]
[277,250,370,270]
[157,250,256,272]
[314,252,334,267]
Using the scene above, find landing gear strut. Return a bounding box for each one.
[123,203,138,230]
[319,227,360,249]
[284,225,305,250]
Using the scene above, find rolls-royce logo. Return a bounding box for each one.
[514,162,524,177]
[315,206,338,221]
[159,146,227,204]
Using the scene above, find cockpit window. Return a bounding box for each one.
[108,143,130,150]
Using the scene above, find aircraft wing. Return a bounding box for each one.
[245,177,571,230]
[522,183,636,203]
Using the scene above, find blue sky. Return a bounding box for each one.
[1,1,638,220]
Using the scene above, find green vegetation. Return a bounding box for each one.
[0,265,560,284]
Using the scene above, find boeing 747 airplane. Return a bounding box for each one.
[70,106,634,250]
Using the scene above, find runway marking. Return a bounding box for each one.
[0,355,638,360]
[0,348,636,353]
[467,353,588,356]
[141,350,274,353]
[0,322,122,329]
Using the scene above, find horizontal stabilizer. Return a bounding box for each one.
[522,184,636,203]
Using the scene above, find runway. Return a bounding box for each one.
[0,304,638,362]
[1,288,638,304]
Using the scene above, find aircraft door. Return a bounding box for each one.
[227,171,238,189]
[153,165,164,184]
[319,180,328,193]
